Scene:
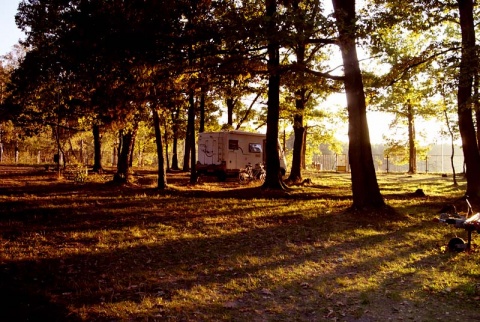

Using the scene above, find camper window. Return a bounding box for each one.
[249,143,262,153]
[229,140,239,150]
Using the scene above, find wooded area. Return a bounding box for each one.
[2,2,480,320]
[1,0,480,208]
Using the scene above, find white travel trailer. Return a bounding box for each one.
[197,130,287,180]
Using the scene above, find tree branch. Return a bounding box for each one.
[236,91,262,130]
[386,46,461,87]
[304,67,344,81]
[307,38,337,45]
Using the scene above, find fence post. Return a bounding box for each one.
[425,156,428,173]
[386,155,389,173]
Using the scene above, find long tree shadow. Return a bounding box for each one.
[0,202,444,321]
[1,167,473,320]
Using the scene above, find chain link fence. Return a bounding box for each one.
[312,154,464,174]
[0,140,464,175]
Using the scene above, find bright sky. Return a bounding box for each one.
[322,92,447,146]
[0,0,24,57]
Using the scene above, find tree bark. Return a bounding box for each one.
[235,92,261,130]
[182,126,191,171]
[332,0,384,209]
[114,129,136,184]
[443,109,458,186]
[407,102,416,174]
[301,129,307,170]
[129,136,135,168]
[474,74,480,149]
[262,0,286,190]
[14,141,19,164]
[171,109,180,171]
[79,139,84,164]
[226,97,235,126]
[287,44,306,180]
[164,119,170,171]
[288,112,305,182]
[188,90,197,183]
[199,86,206,133]
[457,0,480,199]
[288,0,307,182]
[476,108,480,151]
[172,132,179,171]
[152,107,167,189]
[92,124,103,173]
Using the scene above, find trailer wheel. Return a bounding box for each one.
[447,237,466,252]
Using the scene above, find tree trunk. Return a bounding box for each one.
[288,112,305,182]
[183,97,191,172]
[79,139,84,163]
[114,127,137,184]
[288,0,308,179]
[171,109,180,171]
[182,126,191,171]
[117,131,122,163]
[172,133,179,171]
[443,109,458,186]
[407,102,417,174]
[129,136,135,167]
[14,141,19,164]
[457,0,480,199]
[302,129,307,170]
[332,0,384,209]
[474,73,480,149]
[199,87,206,133]
[188,90,197,183]
[476,107,480,153]
[0,125,3,162]
[226,97,235,126]
[92,124,103,173]
[262,0,286,190]
[164,119,170,171]
[152,108,167,189]
[287,37,307,182]
[235,92,261,130]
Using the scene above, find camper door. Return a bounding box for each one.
[227,139,239,170]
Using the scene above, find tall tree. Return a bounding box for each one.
[332,0,384,209]
[366,0,480,198]
[169,103,184,171]
[152,106,167,189]
[262,0,286,190]
[92,124,103,173]
[286,1,309,183]
[456,0,480,198]
[284,0,335,182]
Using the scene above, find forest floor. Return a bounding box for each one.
[0,165,479,321]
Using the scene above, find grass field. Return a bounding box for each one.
[1,165,479,321]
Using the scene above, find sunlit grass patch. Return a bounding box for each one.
[1,168,480,321]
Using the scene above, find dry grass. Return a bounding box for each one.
[1,165,480,321]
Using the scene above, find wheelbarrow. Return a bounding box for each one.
[435,198,480,251]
